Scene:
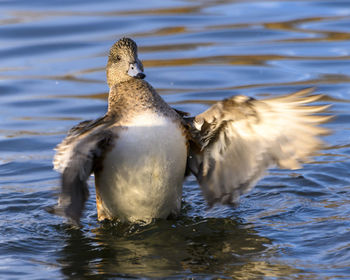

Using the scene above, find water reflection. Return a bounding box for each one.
[58,218,274,278]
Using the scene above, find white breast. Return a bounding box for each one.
[95,111,187,223]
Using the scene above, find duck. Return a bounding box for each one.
[51,37,331,226]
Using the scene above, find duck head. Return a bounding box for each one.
[106,38,145,87]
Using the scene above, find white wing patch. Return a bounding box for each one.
[53,139,77,173]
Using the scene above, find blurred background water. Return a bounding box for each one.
[0,0,350,279]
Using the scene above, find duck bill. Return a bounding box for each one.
[128,63,145,79]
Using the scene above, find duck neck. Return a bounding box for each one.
[107,79,159,114]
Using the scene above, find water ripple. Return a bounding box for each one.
[0,0,350,279]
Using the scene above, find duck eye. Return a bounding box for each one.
[115,55,121,61]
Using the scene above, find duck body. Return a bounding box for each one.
[95,81,187,222]
[95,112,186,222]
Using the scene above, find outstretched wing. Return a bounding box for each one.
[51,115,114,225]
[187,88,332,207]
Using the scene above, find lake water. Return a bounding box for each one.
[1,0,350,279]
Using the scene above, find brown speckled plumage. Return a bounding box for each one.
[111,37,137,57]
[108,78,183,124]
[106,38,144,87]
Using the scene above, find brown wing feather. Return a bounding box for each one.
[53,115,113,173]
[188,88,332,206]
[51,115,116,225]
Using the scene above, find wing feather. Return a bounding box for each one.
[188,88,332,206]
[51,115,115,225]
[53,116,110,173]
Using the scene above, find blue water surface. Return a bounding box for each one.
[0,0,350,279]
